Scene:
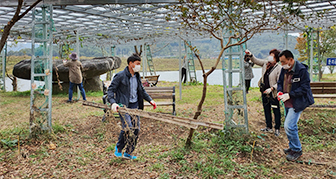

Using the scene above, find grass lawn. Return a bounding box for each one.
[0,77,335,178]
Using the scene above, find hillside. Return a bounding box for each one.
[7,33,299,59]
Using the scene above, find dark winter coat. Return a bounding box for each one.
[107,66,152,109]
[277,61,314,112]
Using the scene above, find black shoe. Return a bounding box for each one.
[283,148,292,155]
[260,127,273,132]
[274,129,280,137]
[286,150,302,161]
[66,100,72,103]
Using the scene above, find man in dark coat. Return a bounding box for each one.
[277,50,314,161]
[107,53,156,160]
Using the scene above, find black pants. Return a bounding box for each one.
[261,93,281,130]
[181,67,187,83]
[245,79,251,93]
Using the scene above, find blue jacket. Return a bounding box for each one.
[277,61,314,112]
[107,66,152,110]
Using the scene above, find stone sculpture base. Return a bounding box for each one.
[52,76,102,94]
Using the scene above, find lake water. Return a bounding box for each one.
[3,67,332,92]
[155,68,262,87]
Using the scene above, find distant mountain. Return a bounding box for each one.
[148,32,299,59]
[246,33,299,58]
[6,33,299,59]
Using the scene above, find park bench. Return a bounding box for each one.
[143,86,176,115]
[309,82,336,108]
[310,82,336,98]
[142,75,160,87]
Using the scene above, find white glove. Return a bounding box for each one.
[245,49,252,56]
[263,88,272,94]
[279,93,290,102]
[111,103,119,112]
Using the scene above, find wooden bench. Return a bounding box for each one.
[309,82,336,108]
[144,86,176,115]
[142,75,160,87]
[310,82,336,98]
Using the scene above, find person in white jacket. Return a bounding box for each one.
[245,49,282,136]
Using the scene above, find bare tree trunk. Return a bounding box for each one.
[185,42,226,147]
[5,56,17,91]
[5,73,17,92]
[318,59,322,81]
[329,66,335,74]
[134,45,142,56]
[184,35,253,147]
[12,76,17,91]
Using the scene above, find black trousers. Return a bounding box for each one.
[261,93,281,130]
[181,67,187,83]
[245,79,251,93]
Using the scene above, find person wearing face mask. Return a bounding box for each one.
[107,53,157,160]
[245,49,282,137]
[244,54,254,94]
[277,50,314,161]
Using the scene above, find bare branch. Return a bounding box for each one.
[18,0,42,20]
[0,0,42,52]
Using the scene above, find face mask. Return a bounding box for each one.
[133,65,141,72]
[267,56,274,63]
[282,63,291,70]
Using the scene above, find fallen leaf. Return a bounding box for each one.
[48,142,56,150]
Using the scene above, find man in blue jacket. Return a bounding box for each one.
[108,53,157,160]
[277,50,314,161]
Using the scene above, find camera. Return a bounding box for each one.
[244,54,251,62]
[259,82,265,93]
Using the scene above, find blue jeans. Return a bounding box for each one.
[284,108,302,151]
[116,102,140,154]
[69,82,86,101]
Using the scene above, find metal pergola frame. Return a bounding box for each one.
[1,1,336,45]
[1,0,336,133]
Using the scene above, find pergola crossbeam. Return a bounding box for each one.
[1,1,335,45]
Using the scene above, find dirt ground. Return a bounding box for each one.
[0,84,335,178]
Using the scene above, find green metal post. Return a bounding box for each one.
[0,42,6,91]
[178,38,182,100]
[184,41,197,83]
[222,29,249,132]
[76,29,80,100]
[30,4,53,133]
[145,44,156,76]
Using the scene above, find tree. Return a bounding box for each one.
[0,0,42,53]
[319,27,336,74]
[295,27,336,77]
[295,33,308,62]
[167,0,322,146]
[0,0,42,91]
